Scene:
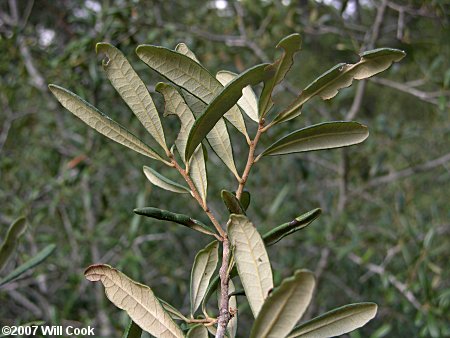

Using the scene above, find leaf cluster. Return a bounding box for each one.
[49,33,404,337]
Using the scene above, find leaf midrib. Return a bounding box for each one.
[111,50,165,146]
[237,222,267,307]
[101,273,181,337]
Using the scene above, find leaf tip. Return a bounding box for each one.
[95,42,109,54]
[84,264,108,282]
[277,33,302,51]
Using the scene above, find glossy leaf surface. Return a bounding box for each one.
[186,64,273,160]
[133,207,215,236]
[221,190,245,215]
[263,208,322,246]
[216,70,259,122]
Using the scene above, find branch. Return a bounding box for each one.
[236,121,264,200]
[172,159,225,240]
[216,238,231,338]
[370,77,450,108]
[352,152,450,195]
[348,253,423,311]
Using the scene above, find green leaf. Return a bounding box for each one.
[262,121,369,156]
[259,33,302,118]
[96,43,167,151]
[158,298,189,321]
[275,48,406,123]
[156,83,208,204]
[221,190,246,215]
[48,85,166,162]
[0,217,27,272]
[85,264,184,338]
[143,166,190,194]
[228,214,273,317]
[133,207,216,236]
[287,302,378,338]
[238,191,251,211]
[190,241,219,315]
[263,208,322,246]
[186,324,208,338]
[201,273,220,317]
[137,44,248,138]
[250,270,316,338]
[186,64,274,160]
[0,244,56,287]
[173,47,239,177]
[122,320,142,338]
[216,70,259,122]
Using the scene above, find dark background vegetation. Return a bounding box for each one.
[1,0,449,337]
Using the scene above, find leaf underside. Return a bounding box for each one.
[143,166,190,194]
[250,270,316,338]
[96,42,167,151]
[173,45,240,176]
[228,214,273,318]
[85,264,184,338]
[216,70,259,122]
[48,85,165,162]
[287,302,378,338]
[262,121,369,156]
[275,48,406,123]
[136,44,248,138]
[190,241,219,315]
[186,324,209,338]
[156,83,208,203]
[185,63,273,161]
[259,33,302,118]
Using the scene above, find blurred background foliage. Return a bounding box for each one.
[0,0,449,337]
